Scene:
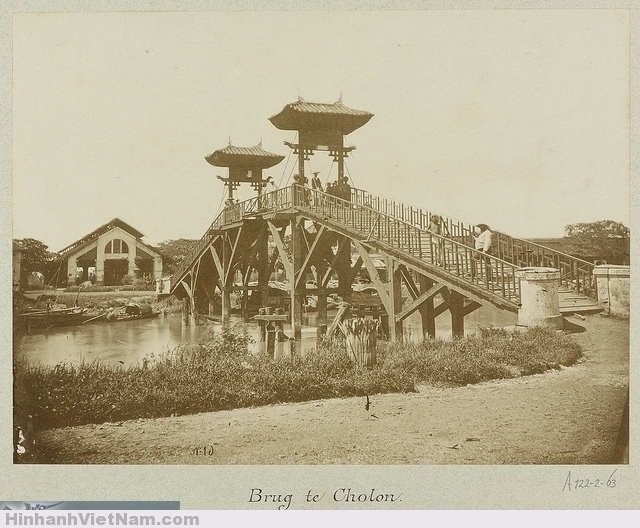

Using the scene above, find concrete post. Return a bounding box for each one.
[153,256,163,280]
[593,265,630,318]
[515,267,563,330]
[67,256,78,286]
[96,242,105,285]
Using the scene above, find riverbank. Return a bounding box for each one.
[28,314,628,464]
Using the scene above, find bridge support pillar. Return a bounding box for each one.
[593,265,630,318]
[419,276,436,339]
[207,281,217,318]
[317,293,327,339]
[221,288,231,327]
[291,218,304,354]
[190,295,197,326]
[450,290,465,338]
[388,258,403,342]
[316,261,328,339]
[182,298,190,326]
[515,267,563,330]
[258,231,270,310]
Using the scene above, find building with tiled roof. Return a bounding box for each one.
[59,218,163,286]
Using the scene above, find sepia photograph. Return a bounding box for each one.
[5,4,634,509]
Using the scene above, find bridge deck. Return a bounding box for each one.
[170,185,601,321]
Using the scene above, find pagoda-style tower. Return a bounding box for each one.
[269,97,373,181]
[205,143,285,202]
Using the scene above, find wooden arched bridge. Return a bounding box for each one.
[170,183,597,346]
[170,97,598,349]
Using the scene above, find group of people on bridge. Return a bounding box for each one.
[292,172,353,205]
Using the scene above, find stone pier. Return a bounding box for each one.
[593,265,630,318]
[515,267,563,330]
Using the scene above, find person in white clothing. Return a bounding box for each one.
[471,223,493,282]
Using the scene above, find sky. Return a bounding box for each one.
[12,9,630,251]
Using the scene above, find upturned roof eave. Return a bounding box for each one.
[269,101,374,134]
[205,152,285,169]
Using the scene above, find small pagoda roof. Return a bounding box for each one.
[205,143,285,168]
[269,97,373,134]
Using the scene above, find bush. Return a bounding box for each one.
[17,325,582,430]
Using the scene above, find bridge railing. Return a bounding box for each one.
[174,183,592,303]
[293,185,521,304]
[171,187,293,286]
[351,188,596,298]
[351,188,476,245]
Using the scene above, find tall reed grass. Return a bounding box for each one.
[17,325,581,430]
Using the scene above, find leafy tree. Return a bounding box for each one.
[156,239,199,276]
[563,220,630,263]
[15,238,63,286]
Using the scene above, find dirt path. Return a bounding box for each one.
[35,314,629,464]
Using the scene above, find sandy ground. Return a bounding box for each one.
[32,314,629,465]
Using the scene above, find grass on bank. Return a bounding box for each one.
[16,325,582,430]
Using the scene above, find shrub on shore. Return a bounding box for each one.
[17,325,581,430]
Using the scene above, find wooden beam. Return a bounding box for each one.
[223,226,244,285]
[267,221,294,283]
[398,264,420,300]
[434,297,451,318]
[347,256,363,285]
[295,225,326,289]
[463,300,482,317]
[327,302,351,338]
[179,279,193,299]
[321,235,348,287]
[395,282,445,323]
[353,240,393,317]
[209,246,224,282]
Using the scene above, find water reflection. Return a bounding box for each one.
[14,305,516,368]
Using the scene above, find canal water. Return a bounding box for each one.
[14,305,516,368]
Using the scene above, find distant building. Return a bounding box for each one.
[59,218,163,286]
[12,240,25,292]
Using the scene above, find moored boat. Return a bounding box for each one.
[18,306,93,330]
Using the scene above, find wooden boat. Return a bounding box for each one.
[104,310,161,322]
[18,306,94,330]
[104,303,161,322]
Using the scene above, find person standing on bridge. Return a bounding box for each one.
[471,223,493,283]
[266,176,278,208]
[311,172,323,192]
[428,214,448,266]
[311,171,323,207]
